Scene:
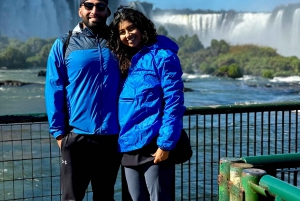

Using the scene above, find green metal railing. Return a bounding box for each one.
[0,102,300,200]
[219,153,300,201]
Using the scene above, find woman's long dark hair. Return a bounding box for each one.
[107,6,157,75]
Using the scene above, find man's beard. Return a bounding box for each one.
[82,16,107,33]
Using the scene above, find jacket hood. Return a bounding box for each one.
[145,35,179,54]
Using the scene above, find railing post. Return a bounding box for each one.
[229,163,253,201]
[218,157,243,201]
[241,168,266,201]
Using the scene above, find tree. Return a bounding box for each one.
[0,47,26,68]
[183,34,204,52]
[157,26,168,36]
[20,37,47,58]
[227,64,242,78]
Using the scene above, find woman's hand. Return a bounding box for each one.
[152,148,169,164]
[56,135,63,149]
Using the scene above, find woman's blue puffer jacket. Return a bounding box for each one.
[118,35,186,152]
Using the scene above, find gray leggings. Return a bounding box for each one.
[124,162,175,201]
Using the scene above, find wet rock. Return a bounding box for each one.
[0,80,30,86]
[184,87,194,92]
[37,70,46,76]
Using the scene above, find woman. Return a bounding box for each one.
[108,6,186,201]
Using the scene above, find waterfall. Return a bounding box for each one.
[152,4,300,57]
[292,8,300,49]
[0,0,124,41]
[0,0,71,40]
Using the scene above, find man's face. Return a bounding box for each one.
[78,0,109,30]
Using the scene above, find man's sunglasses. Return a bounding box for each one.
[81,2,106,11]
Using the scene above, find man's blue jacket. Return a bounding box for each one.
[45,23,120,139]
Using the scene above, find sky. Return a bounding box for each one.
[147,0,300,12]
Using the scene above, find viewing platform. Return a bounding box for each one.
[0,102,299,200]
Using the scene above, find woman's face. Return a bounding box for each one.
[118,20,142,49]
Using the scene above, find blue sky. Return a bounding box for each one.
[147,0,300,12]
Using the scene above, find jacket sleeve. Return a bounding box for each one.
[45,39,69,139]
[156,51,186,151]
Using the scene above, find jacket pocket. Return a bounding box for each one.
[118,98,135,126]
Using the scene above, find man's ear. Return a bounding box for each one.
[78,8,83,18]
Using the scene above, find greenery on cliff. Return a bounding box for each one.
[1,27,300,79]
[0,36,55,69]
[157,27,300,78]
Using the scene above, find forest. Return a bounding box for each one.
[0,26,299,79]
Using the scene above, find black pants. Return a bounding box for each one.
[60,133,121,201]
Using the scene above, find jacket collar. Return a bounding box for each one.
[73,22,109,39]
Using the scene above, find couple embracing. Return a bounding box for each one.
[45,0,186,200]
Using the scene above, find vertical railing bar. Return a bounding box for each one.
[188,115,191,201]
[233,113,235,156]
[247,112,250,156]
[39,123,44,199]
[288,110,292,184]
[217,113,221,201]
[268,111,271,155]
[275,111,278,154]
[296,110,298,152]
[293,171,298,186]
[48,126,54,201]
[225,113,228,156]
[288,110,292,153]
[0,125,4,201]
[295,110,298,186]
[254,112,257,155]
[11,125,15,200]
[282,111,285,154]
[196,115,199,201]
[240,113,243,156]
[180,156,183,200]
[203,115,206,199]
[30,124,34,199]
[218,114,221,158]
[21,125,25,200]
[210,114,214,200]
[281,111,285,181]
[261,111,264,155]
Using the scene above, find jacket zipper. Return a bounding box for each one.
[97,35,103,133]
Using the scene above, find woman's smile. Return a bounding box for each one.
[118,20,142,49]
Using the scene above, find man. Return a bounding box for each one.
[45,0,121,200]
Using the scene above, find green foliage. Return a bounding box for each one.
[180,34,204,53]
[227,64,242,78]
[157,26,168,36]
[0,47,26,68]
[176,36,300,78]
[210,39,230,56]
[261,70,274,78]
[0,36,53,69]
[1,31,300,77]
[199,62,214,74]
[0,36,10,52]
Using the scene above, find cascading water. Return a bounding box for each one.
[0,0,72,40]
[291,8,300,48]
[0,0,124,41]
[153,3,300,57]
